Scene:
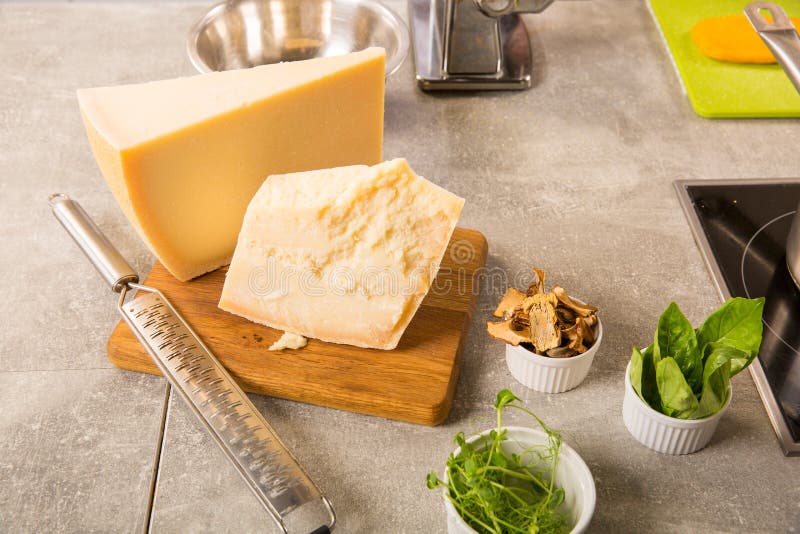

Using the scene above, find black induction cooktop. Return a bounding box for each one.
[676,179,800,456]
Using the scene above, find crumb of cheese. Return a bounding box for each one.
[268,331,308,351]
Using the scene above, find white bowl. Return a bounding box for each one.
[442,426,596,534]
[622,362,731,455]
[505,316,603,394]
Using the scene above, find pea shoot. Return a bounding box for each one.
[427,390,569,534]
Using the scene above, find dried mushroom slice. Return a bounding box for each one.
[561,318,589,354]
[561,321,579,346]
[526,267,547,296]
[578,316,595,346]
[527,292,561,353]
[546,346,579,358]
[492,287,526,318]
[520,296,535,314]
[511,308,530,331]
[555,306,577,327]
[486,319,531,346]
[552,285,598,317]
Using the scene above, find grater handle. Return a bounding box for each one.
[49,193,139,292]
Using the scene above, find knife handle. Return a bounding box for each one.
[49,193,139,292]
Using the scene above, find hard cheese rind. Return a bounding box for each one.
[219,159,465,350]
[78,48,385,281]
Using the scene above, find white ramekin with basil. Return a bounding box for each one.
[623,297,765,454]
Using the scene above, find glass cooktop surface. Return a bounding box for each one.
[676,179,800,456]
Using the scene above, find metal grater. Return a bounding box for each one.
[50,194,335,534]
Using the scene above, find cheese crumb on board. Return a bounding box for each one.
[219,158,465,350]
[77,48,385,281]
[268,332,308,351]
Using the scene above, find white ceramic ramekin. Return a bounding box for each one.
[622,362,731,455]
[442,426,596,534]
[505,316,603,394]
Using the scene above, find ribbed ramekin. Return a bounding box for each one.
[505,317,602,394]
[622,362,731,455]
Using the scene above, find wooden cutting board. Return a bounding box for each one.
[649,0,800,118]
[107,228,487,425]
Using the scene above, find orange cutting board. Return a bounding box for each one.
[107,228,487,425]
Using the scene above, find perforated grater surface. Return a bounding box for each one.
[50,194,335,534]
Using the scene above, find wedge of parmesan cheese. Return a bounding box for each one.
[78,48,385,281]
[219,159,464,350]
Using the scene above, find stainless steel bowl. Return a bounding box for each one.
[187,0,409,76]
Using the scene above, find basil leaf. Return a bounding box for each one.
[630,346,645,398]
[632,344,661,412]
[691,350,732,419]
[704,343,753,377]
[653,302,703,394]
[656,357,699,419]
[696,297,765,374]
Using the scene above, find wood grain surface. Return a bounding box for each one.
[107,228,487,425]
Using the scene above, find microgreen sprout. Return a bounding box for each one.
[427,390,569,534]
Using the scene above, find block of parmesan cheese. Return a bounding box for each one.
[78,48,385,281]
[218,159,465,350]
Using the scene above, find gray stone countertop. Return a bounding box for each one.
[2,0,800,532]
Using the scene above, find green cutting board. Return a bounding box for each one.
[649,0,800,118]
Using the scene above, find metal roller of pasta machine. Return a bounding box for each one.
[409,0,555,90]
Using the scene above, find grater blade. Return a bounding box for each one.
[119,284,334,533]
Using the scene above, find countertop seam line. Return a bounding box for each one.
[143,383,172,534]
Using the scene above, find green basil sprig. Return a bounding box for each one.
[630,297,765,419]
